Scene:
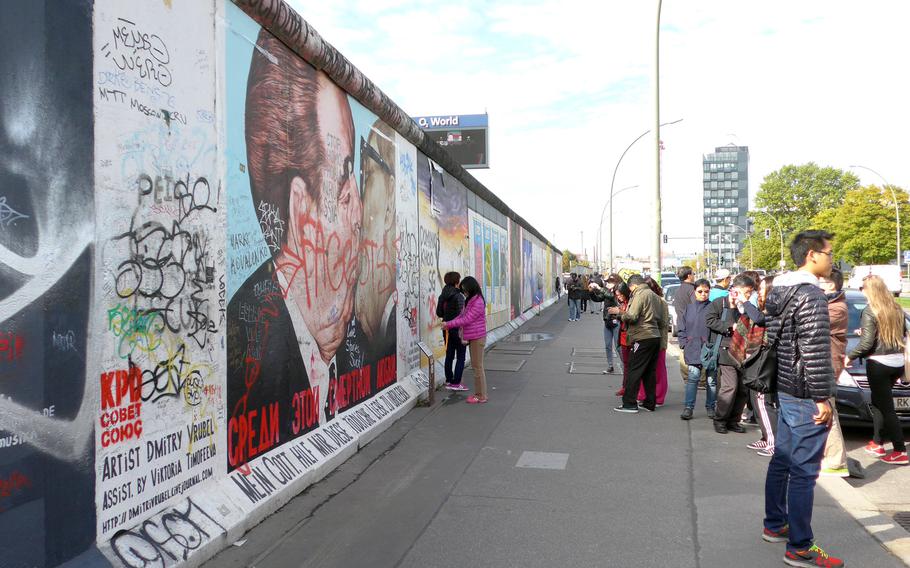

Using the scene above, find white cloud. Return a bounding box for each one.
[289,0,910,262]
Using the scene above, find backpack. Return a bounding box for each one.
[700,307,727,373]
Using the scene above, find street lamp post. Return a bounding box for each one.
[754,210,785,269]
[597,185,638,273]
[850,164,901,268]
[728,223,753,269]
[653,0,664,282]
[606,119,682,275]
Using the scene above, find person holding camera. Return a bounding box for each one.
[589,274,623,374]
[705,276,750,434]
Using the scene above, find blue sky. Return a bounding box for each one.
[291,0,910,262]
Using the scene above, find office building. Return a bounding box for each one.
[703,145,749,267]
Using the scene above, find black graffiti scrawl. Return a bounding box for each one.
[0,1,97,566]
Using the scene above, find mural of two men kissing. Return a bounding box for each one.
[226,30,397,472]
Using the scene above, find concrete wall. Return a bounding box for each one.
[0,1,562,567]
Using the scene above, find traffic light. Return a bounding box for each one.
[764,228,771,240]
[662,234,668,244]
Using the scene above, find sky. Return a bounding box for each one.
[289,0,910,263]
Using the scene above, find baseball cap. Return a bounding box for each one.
[715,268,731,280]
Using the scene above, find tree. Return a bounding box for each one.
[744,163,860,270]
[561,249,577,273]
[812,184,910,265]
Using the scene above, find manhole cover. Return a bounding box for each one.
[503,333,554,343]
[893,512,910,532]
[568,361,609,375]
[484,358,526,372]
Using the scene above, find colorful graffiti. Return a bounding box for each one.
[417,155,469,359]
[94,0,224,544]
[0,3,97,566]
[0,2,563,566]
[224,28,398,473]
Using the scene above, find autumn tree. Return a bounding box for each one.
[812,184,910,265]
[740,163,860,270]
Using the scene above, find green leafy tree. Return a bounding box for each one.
[812,184,910,265]
[561,249,577,273]
[741,163,860,270]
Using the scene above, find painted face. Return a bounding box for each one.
[291,77,363,361]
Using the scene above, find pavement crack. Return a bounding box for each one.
[247,407,445,567]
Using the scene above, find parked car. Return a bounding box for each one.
[847,265,901,296]
[660,272,680,287]
[663,283,680,336]
[836,290,910,424]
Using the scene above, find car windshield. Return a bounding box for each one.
[664,284,679,302]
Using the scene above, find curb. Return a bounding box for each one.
[818,475,910,566]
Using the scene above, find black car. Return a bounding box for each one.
[835,290,910,424]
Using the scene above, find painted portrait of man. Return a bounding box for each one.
[226,29,397,471]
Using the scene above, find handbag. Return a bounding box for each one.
[742,344,778,393]
[700,307,727,373]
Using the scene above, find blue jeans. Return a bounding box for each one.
[602,323,618,366]
[764,393,830,552]
[443,328,466,384]
[568,299,580,320]
[683,365,716,410]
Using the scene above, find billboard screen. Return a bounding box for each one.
[413,113,489,169]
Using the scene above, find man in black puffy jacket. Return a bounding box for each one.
[437,272,467,390]
[761,230,844,568]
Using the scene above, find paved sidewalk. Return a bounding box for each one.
[206,303,905,568]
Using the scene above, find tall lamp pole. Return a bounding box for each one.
[850,164,901,268]
[652,0,663,282]
[754,210,785,269]
[597,185,638,273]
[728,223,753,269]
[606,120,682,275]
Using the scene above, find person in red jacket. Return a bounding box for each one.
[440,277,488,404]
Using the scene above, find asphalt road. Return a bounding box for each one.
[206,303,904,568]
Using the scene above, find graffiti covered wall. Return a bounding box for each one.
[0,2,97,566]
[0,1,563,566]
[93,0,226,554]
[417,155,469,359]
[470,211,510,329]
[224,10,400,478]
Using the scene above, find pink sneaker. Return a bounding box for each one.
[881,451,909,465]
[451,384,468,391]
[466,395,488,404]
[865,441,886,457]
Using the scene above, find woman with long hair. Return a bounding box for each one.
[637,276,669,406]
[614,281,633,397]
[589,274,623,374]
[441,276,489,404]
[579,275,590,314]
[847,275,908,465]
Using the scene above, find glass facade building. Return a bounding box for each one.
[703,145,749,267]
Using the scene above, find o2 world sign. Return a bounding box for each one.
[412,113,489,169]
